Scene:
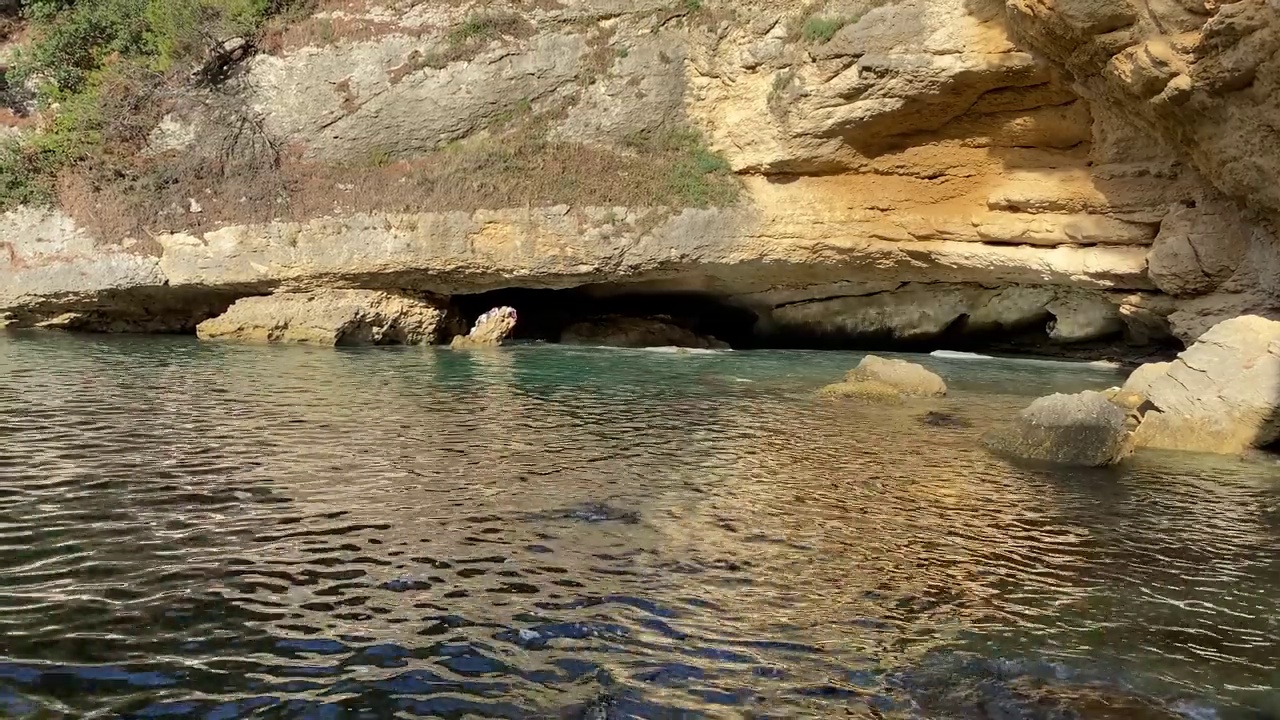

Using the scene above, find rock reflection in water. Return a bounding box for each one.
[0,334,1277,718]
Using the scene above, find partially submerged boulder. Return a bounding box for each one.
[984,391,1134,467]
[821,355,949,400]
[450,306,518,349]
[922,411,971,428]
[818,378,909,402]
[559,316,729,349]
[1123,315,1280,454]
[196,289,456,346]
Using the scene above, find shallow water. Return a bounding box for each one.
[0,333,1277,719]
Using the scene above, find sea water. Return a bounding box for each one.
[0,333,1276,718]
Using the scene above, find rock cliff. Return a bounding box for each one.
[2,0,1277,353]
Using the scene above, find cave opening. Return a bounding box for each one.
[450,287,1182,363]
[452,288,763,348]
[760,318,1181,364]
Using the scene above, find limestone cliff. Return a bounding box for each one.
[1,0,1277,353]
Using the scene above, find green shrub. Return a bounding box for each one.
[12,0,305,93]
[0,140,57,211]
[447,12,525,45]
[145,0,270,69]
[10,0,151,93]
[367,146,393,167]
[801,16,851,44]
[0,0,307,210]
[625,127,738,208]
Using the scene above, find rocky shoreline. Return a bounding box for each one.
[0,203,1178,357]
[185,287,1280,463]
[815,315,1280,464]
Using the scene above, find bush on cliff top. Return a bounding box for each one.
[0,0,308,212]
[800,15,856,44]
[10,0,301,92]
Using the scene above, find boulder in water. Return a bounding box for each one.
[450,306,518,348]
[891,653,1205,720]
[821,355,948,400]
[984,390,1134,466]
[819,378,908,402]
[559,316,728,349]
[1102,387,1147,411]
[1124,315,1280,455]
[196,289,457,346]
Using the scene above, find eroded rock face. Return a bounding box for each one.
[766,283,1154,345]
[1124,315,1280,454]
[1146,200,1252,298]
[153,206,1154,296]
[995,0,1280,338]
[560,316,728,349]
[984,391,1134,466]
[196,290,456,345]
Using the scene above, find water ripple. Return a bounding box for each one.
[0,334,1277,718]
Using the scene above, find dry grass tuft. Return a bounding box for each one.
[61,110,740,243]
[261,0,555,53]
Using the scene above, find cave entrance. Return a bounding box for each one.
[451,287,1181,362]
[452,288,762,348]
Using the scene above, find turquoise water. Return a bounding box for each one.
[0,333,1277,718]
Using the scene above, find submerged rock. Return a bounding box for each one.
[889,652,1208,720]
[852,356,949,397]
[450,306,518,349]
[195,289,456,346]
[559,316,728,349]
[822,355,948,401]
[921,411,971,428]
[984,391,1133,467]
[819,378,908,402]
[559,503,640,525]
[1124,315,1280,455]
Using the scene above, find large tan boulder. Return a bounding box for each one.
[196,290,455,345]
[450,306,518,349]
[1146,201,1251,298]
[851,355,949,396]
[559,316,728,349]
[984,391,1135,467]
[1124,315,1280,454]
[821,355,948,400]
[818,378,913,402]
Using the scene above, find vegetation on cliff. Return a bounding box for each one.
[0,0,308,211]
[0,0,739,236]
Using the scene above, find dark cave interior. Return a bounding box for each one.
[449,287,1181,364]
